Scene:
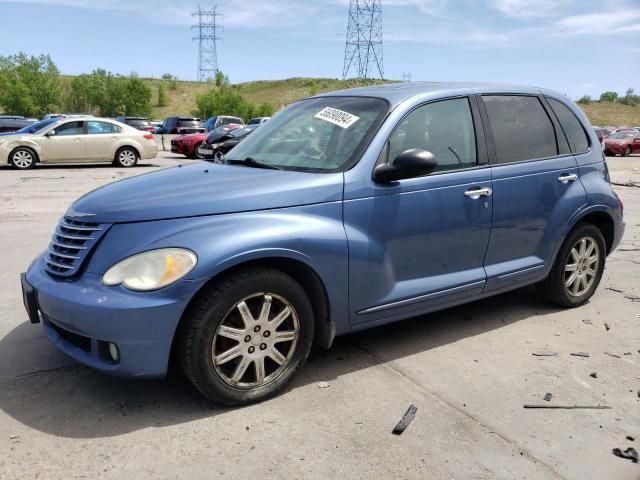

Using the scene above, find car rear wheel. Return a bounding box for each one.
[624,146,631,157]
[114,147,138,168]
[9,147,36,169]
[178,268,314,405]
[536,224,606,308]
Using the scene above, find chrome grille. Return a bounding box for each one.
[45,217,111,277]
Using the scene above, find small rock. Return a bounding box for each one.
[590,372,598,378]
[9,434,19,440]
[604,323,610,331]
[544,393,552,402]
[626,435,635,442]
[582,319,593,325]
[316,381,330,389]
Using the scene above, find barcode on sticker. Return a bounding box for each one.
[314,107,360,129]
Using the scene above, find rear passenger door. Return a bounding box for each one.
[85,121,122,160]
[478,94,588,293]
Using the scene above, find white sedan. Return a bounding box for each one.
[0,117,158,169]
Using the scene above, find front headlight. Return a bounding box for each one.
[102,248,197,291]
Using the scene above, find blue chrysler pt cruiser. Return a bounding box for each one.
[22,82,624,405]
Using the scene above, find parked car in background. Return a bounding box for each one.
[43,113,65,120]
[204,115,244,132]
[604,131,640,157]
[117,117,155,133]
[247,117,271,125]
[160,117,206,134]
[171,132,209,159]
[195,124,244,158]
[0,117,157,169]
[21,83,624,406]
[198,124,259,160]
[151,121,164,134]
[0,116,36,133]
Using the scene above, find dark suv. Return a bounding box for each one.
[161,117,206,134]
[116,117,155,133]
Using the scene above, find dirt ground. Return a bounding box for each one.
[0,152,638,480]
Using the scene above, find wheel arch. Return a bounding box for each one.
[574,210,615,254]
[9,145,40,164]
[171,255,335,366]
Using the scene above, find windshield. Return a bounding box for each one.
[128,119,151,127]
[16,119,58,134]
[178,119,202,127]
[609,132,633,139]
[225,96,389,172]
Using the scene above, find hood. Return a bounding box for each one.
[174,133,207,142]
[0,133,32,141]
[70,162,344,223]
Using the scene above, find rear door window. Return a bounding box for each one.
[546,98,590,154]
[483,95,557,163]
[388,97,477,172]
[88,121,121,134]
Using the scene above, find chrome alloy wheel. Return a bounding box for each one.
[12,150,34,168]
[212,293,300,388]
[118,149,136,166]
[564,237,600,297]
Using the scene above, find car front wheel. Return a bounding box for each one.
[178,268,314,405]
[9,147,36,169]
[536,224,606,307]
[624,146,631,157]
[114,147,138,168]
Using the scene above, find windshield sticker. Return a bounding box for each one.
[314,107,360,129]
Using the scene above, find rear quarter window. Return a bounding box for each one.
[483,95,558,164]
[546,98,590,154]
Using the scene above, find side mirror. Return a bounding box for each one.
[45,130,56,137]
[373,149,438,183]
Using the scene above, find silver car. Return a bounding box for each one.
[0,118,158,169]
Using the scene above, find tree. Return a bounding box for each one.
[215,70,229,88]
[194,87,275,121]
[122,76,152,117]
[576,95,592,105]
[162,73,174,80]
[620,87,638,107]
[157,82,168,107]
[599,91,618,102]
[0,52,61,116]
[168,79,178,91]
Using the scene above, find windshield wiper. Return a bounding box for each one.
[226,157,283,171]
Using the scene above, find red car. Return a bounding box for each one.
[170,132,209,158]
[603,131,640,157]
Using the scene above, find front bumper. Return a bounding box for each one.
[170,142,195,156]
[24,256,206,378]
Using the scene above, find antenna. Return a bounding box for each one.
[192,5,222,82]
[342,0,384,80]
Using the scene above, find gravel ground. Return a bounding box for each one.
[0,152,638,480]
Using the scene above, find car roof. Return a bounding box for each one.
[318,81,560,108]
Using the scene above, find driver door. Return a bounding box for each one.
[40,121,86,162]
[344,96,493,325]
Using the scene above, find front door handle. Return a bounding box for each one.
[558,174,578,184]
[464,187,492,199]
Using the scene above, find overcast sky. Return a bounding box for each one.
[1,0,638,98]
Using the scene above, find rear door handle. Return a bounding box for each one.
[557,174,578,184]
[464,187,492,199]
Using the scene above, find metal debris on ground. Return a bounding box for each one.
[523,404,611,410]
[590,372,598,378]
[612,447,638,463]
[582,319,593,325]
[604,323,611,331]
[570,352,590,357]
[626,435,635,442]
[392,405,418,435]
[544,393,552,402]
[532,352,558,357]
[316,382,330,389]
[604,352,621,359]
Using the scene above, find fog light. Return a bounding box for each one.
[108,343,120,362]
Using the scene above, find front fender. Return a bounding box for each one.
[1,138,44,162]
[84,202,351,336]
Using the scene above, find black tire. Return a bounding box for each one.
[536,223,606,308]
[9,147,36,169]
[624,146,631,157]
[113,147,138,168]
[178,268,314,405]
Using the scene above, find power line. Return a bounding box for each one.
[342,0,384,80]
[192,5,222,82]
